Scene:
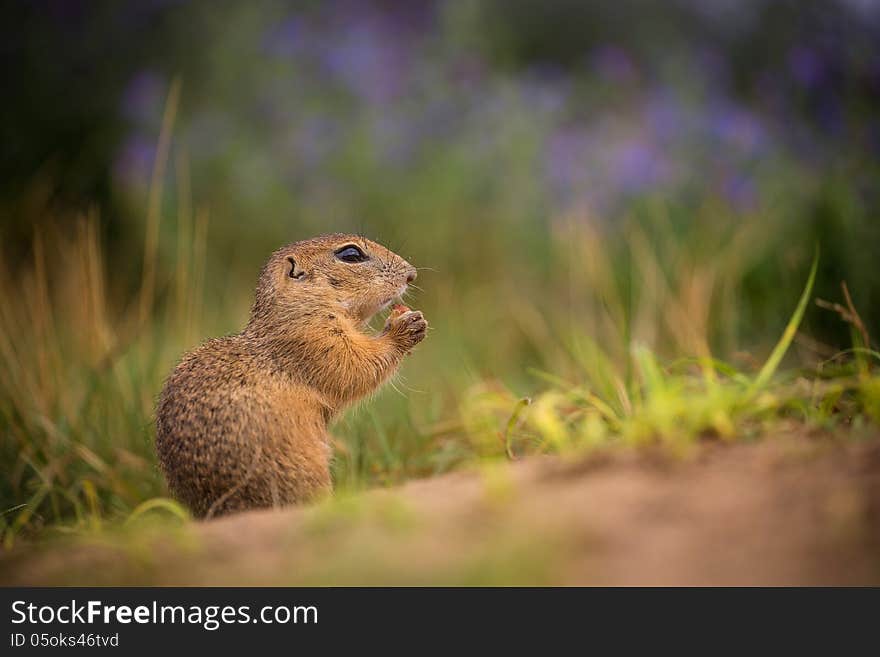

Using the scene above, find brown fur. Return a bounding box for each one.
[155,234,426,518]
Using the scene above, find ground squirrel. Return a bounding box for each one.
[155,234,427,518]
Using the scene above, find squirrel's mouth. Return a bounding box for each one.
[368,297,396,321]
[359,287,407,324]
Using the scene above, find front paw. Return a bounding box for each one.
[386,309,427,352]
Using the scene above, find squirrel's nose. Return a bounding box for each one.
[406,268,417,283]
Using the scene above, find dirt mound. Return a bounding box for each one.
[4,431,880,585]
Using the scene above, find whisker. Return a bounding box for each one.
[387,377,409,399]
[393,375,426,395]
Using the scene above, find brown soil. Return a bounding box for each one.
[4,431,880,585]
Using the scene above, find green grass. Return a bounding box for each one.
[461,257,879,459]
[2,206,877,549]
[1,92,878,547]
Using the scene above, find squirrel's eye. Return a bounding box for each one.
[334,245,368,263]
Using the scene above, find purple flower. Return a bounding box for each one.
[645,93,686,144]
[711,105,766,155]
[113,134,156,189]
[591,45,637,83]
[318,22,409,106]
[544,127,593,204]
[262,17,300,58]
[721,171,757,210]
[120,71,165,125]
[788,47,825,88]
[607,140,669,193]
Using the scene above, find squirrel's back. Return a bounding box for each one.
[156,335,331,517]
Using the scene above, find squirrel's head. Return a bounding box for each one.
[248,233,417,331]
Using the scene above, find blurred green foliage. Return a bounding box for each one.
[1,1,879,540]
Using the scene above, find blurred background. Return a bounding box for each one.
[2,0,879,533]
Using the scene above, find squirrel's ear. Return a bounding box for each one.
[287,256,306,280]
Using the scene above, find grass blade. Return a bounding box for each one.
[748,248,819,394]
